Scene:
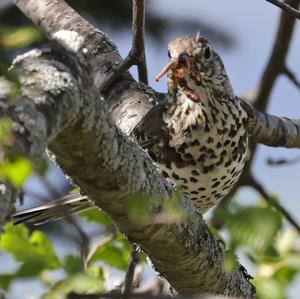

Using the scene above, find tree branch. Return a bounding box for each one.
[101,0,148,93]
[265,0,300,20]
[267,154,300,165]
[254,0,299,112]
[250,110,300,148]
[131,0,148,83]
[121,244,140,299]
[3,0,255,296]
[283,66,300,90]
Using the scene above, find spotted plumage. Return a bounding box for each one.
[12,34,252,225]
[134,34,250,213]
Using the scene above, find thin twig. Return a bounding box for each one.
[283,66,300,89]
[265,0,300,20]
[132,0,148,84]
[101,0,148,93]
[267,154,300,166]
[121,243,140,299]
[247,176,300,234]
[85,234,115,265]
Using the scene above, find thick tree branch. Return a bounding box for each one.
[250,110,300,147]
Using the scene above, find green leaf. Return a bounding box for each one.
[0,274,14,290]
[0,26,43,48]
[227,206,282,252]
[85,266,106,280]
[79,208,111,225]
[29,230,60,269]
[42,273,103,299]
[88,241,128,270]
[254,278,285,299]
[0,158,32,187]
[16,259,47,278]
[0,223,32,261]
[222,250,238,273]
[63,255,83,275]
[0,223,60,273]
[274,266,298,286]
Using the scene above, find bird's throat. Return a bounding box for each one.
[178,78,200,102]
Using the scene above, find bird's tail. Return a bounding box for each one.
[12,192,94,225]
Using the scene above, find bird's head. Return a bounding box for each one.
[156,34,233,101]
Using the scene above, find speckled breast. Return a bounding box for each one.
[152,93,249,214]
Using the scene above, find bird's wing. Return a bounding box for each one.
[131,102,168,148]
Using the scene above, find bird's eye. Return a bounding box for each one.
[168,50,171,59]
[204,47,211,59]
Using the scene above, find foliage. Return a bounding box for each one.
[218,202,300,299]
[0,222,139,298]
[0,157,32,187]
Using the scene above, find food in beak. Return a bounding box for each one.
[155,59,177,82]
[155,55,200,102]
[155,55,192,82]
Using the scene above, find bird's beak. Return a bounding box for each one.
[155,54,192,82]
[155,58,177,82]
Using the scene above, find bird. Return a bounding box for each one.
[12,34,253,225]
